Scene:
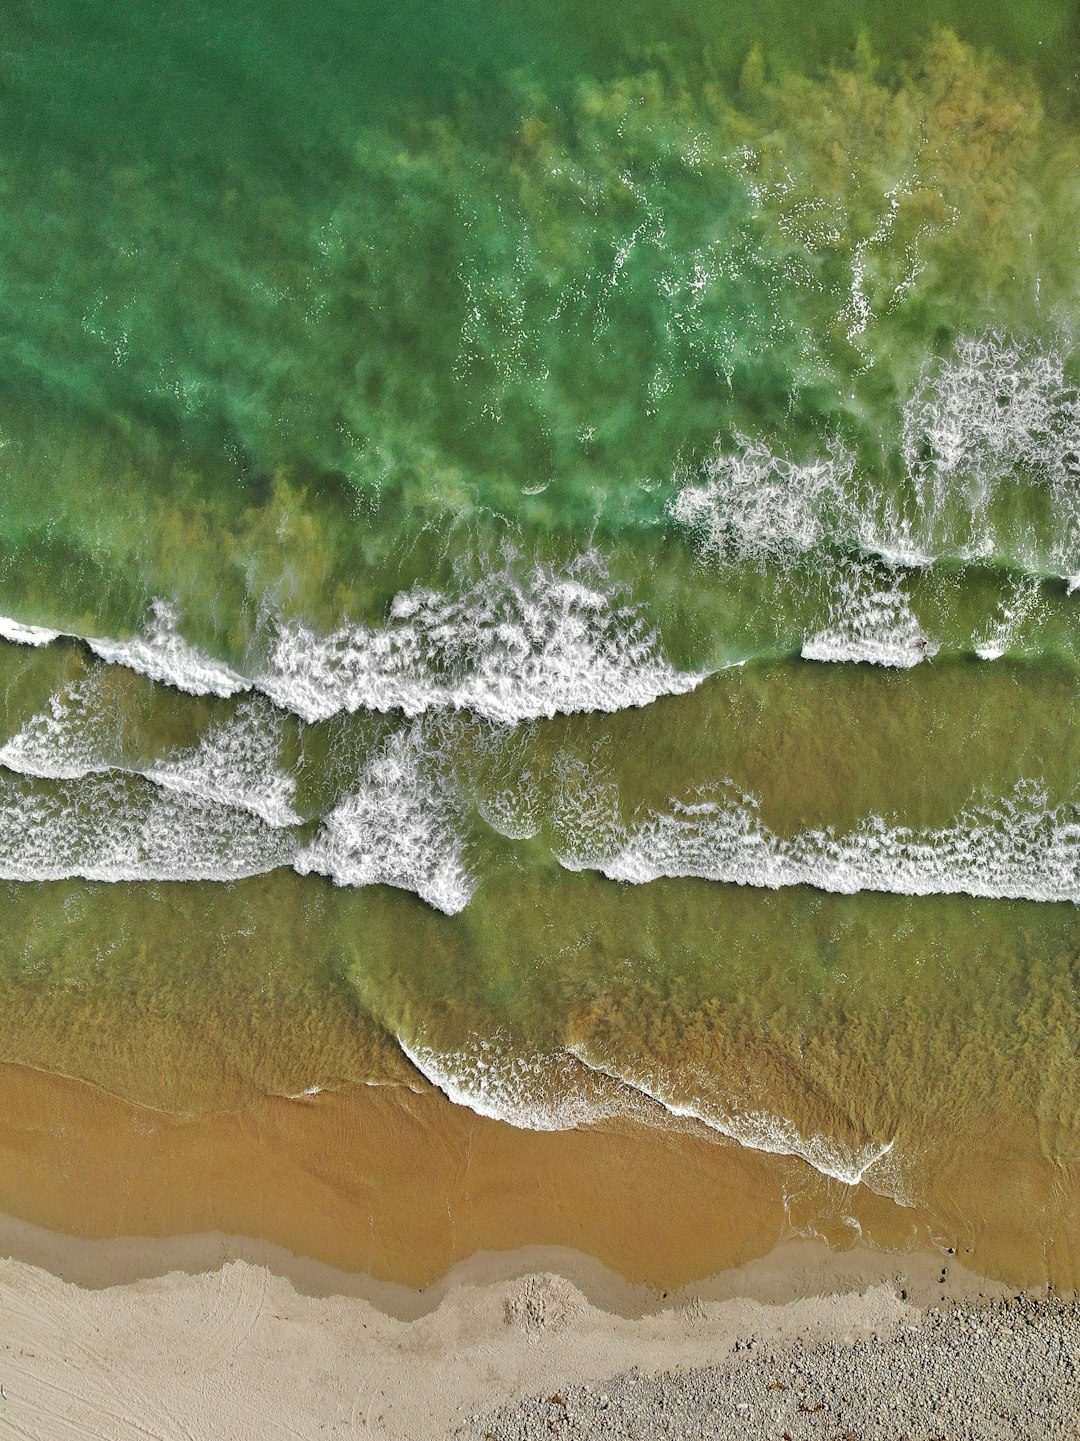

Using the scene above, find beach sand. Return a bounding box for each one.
[1,1214,1076,1440]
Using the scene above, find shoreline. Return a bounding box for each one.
[1,1061,1077,1436]
[0,1211,1032,1317]
[1,1215,1074,1441]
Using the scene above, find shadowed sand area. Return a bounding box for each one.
[0,1060,1077,1295]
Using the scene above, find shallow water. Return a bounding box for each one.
[0,0,1077,1282]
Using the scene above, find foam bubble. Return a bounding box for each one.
[257,551,703,724]
[563,779,1079,905]
[0,772,295,883]
[294,726,474,914]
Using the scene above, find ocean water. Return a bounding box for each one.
[0,0,1078,1278]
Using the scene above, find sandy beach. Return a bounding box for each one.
[1,1214,1077,1440]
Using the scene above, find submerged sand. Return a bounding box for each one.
[1,1059,1077,1296]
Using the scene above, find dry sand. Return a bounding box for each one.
[3,1214,1075,1441]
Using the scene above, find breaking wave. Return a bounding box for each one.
[974,574,1047,661]
[397,1033,636,1130]
[0,616,61,648]
[0,684,300,829]
[669,435,858,568]
[294,725,474,914]
[257,551,704,724]
[397,1030,895,1187]
[0,552,704,724]
[87,600,249,699]
[901,333,1080,577]
[558,779,1079,904]
[146,699,301,829]
[0,679,122,779]
[801,561,937,667]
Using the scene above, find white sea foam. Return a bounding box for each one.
[397,1033,634,1130]
[973,575,1047,662]
[802,561,936,668]
[560,779,1079,905]
[257,552,703,724]
[146,698,300,829]
[568,1046,893,1186]
[294,726,474,914]
[0,615,61,647]
[0,772,295,883]
[0,680,118,780]
[87,600,249,699]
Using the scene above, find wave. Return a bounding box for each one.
[568,1046,894,1187]
[294,726,474,914]
[0,771,295,883]
[397,1030,894,1187]
[257,551,705,724]
[0,615,61,647]
[801,561,937,668]
[145,699,300,829]
[86,600,250,699]
[558,779,1079,904]
[0,683,300,829]
[0,553,704,724]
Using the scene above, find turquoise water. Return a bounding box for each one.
[0,0,1077,1272]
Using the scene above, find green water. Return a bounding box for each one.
[0,0,1077,1270]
